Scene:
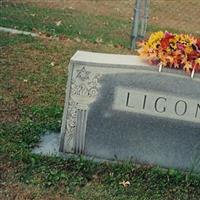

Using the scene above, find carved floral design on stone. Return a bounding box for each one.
[65,98,78,148]
[71,67,102,97]
[76,67,91,81]
[64,66,102,151]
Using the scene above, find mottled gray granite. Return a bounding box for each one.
[85,73,200,171]
[60,51,200,172]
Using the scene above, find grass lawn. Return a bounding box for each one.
[0,2,132,47]
[1,1,200,200]
[1,0,199,46]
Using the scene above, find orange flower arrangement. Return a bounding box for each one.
[138,31,200,77]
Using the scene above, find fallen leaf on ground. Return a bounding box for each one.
[50,62,55,67]
[55,20,62,26]
[119,180,130,187]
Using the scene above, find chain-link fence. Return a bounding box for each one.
[131,0,200,48]
[1,0,200,48]
[149,0,200,36]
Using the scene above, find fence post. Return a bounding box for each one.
[131,0,150,50]
[140,0,150,38]
[131,0,141,49]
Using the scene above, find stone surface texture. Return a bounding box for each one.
[60,51,200,171]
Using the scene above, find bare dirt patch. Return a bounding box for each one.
[1,181,75,200]
[149,0,200,35]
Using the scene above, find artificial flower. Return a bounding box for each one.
[138,31,200,75]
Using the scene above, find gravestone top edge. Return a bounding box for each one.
[70,51,200,79]
[71,50,150,67]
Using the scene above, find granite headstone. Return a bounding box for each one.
[59,51,200,171]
